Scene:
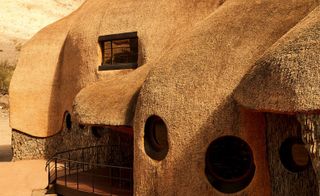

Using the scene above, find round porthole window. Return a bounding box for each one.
[65,112,72,130]
[279,137,310,172]
[144,115,169,161]
[205,136,255,193]
[91,126,109,139]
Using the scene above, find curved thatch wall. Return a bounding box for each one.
[9,0,224,137]
[234,6,320,113]
[8,5,84,137]
[133,0,318,195]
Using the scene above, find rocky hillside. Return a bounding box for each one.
[0,0,85,65]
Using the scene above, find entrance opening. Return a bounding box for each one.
[47,127,134,195]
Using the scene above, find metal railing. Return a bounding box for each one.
[45,145,133,195]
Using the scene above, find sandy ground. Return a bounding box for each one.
[0,160,48,196]
[0,95,12,161]
[0,97,48,196]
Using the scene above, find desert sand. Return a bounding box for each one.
[0,0,85,64]
[0,160,47,196]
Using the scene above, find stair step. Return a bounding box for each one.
[31,189,57,196]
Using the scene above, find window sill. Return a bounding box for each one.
[98,63,138,71]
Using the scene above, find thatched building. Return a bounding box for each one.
[9,0,320,195]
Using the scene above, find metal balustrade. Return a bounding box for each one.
[45,145,133,195]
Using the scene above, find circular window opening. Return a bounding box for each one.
[205,136,255,193]
[65,113,72,130]
[144,115,169,161]
[91,126,108,139]
[279,137,310,172]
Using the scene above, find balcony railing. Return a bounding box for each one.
[45,145,133,195]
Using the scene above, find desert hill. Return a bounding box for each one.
[0,0,85,65]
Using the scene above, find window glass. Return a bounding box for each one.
[101,38,138,66]
[103,41,112,65]
[112,39,130,48]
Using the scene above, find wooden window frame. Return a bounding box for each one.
[98,32,138,71]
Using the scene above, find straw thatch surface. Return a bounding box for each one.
[265,113,318,195]
[8,0,320,194]
[234,6,320,113]
[133,0,318,195]
[73,64,150,126]
[9,11,80,137]
[9,0,224,137]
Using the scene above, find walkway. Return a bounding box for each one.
[56,167,132,196]
[0,160,48,196]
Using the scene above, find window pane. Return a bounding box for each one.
[129,38,138,63]
[100,36,138,66]
[112,39,130,48]
[103,48,112,64]
[104,41,112,49]
[129,38,138,52]
[113,47,131,64]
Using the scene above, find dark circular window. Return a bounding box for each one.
[65,113,72,130]
[279,137,310,172]
[205,136,255,193]
[144,115,169,161]
[91,126,109,139]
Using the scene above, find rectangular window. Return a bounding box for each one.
[98,32,138,71]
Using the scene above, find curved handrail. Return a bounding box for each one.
[51,158,132,170]
[45,144,117,171]
[45,144,133,195]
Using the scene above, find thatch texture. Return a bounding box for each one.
[73,64,150,126]
[265,113,318,195]
[9,0,224,137]
[133,0,319,195]
[8,7,83,137]
[9,0,320,194]
[234,6,320,113]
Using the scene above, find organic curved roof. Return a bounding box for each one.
[132,1,319,194]
[9,0,224,137]
[73,64,151,126]
[9,12,78,137]
[234,6,320,113]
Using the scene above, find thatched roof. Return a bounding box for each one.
[9,0,224,137]
[8,10,80,137]
[73,64,150,126]
[234,6,320,113]
[132,0,319,195]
